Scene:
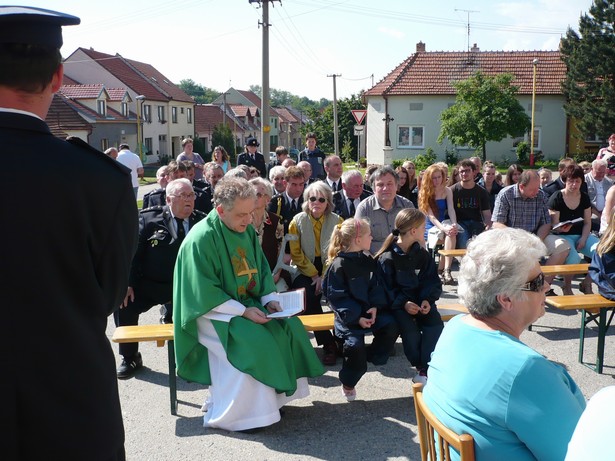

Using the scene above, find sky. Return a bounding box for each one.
[30,0,592,100]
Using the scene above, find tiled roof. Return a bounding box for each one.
[125,58,194,103]
[61,74,80,85]
[46,94,92,138]
[230,104,259,118]
[238,89,276,114]
[107,88,129,101]
[59,84,106,99]
[365,50,564,96]
[75,48,168,101]
[273,107,298,123]
[195,104,249,134]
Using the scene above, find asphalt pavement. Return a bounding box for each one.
[107,265,615,461]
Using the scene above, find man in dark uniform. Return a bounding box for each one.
[1,7,138,460]
[115,179,205,378]
[267,165,306,233]
[237,136,267,178]
[142,160,187,209]
[181,160,213,214]
[333,169,372,219]
[142,165,169,209]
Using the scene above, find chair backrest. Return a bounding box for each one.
[412,383,475,461]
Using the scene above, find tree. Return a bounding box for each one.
[437,71,530,160]
[560,1,615,141]
[178,79,221,104]
[211,124,236,163]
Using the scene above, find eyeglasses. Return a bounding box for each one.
[256,192,266,198]
[171,193,196,201]
[458,169,473,175]
[309,196,326,203]
[520,272,545,292]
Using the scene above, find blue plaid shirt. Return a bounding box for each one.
[492,184,550,234]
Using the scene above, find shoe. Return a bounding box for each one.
[412,369,428,385]
[442,269,457,285]
[580,278,594,294]
[117,352,143,379]
[322,343,337,366]
[437,269,444,283]
[342,385,356,402]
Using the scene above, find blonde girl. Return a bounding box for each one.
[322,218,398,401]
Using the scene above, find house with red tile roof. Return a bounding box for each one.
[194,104,251,157]
[272,106,304,151]
[364,42,567,164]
[63,47,195,163]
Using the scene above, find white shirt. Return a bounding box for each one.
[116,150,143,187]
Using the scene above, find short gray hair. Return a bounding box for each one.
[342,169,363,184]
[249,177,274,198]
[225,167,248,179]
[166,178,192,196]
[302,181,334,215]
[214,177,256,210]
[593,158,607,169]
[269,165,286,181]
[371,165,399,186]
[458,228,547,318]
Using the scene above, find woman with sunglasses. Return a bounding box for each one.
[288,181,344,366]
[422,227,585,461]
[424,228,585,461]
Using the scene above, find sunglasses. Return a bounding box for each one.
[521,272,545,292]
[309,196,326,203]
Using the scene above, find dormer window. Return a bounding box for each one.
[97,99,106,116]
[121,102,128,117]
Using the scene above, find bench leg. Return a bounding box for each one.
[579,310,586,365]
[167,340,177,415]
[596,309,607,374]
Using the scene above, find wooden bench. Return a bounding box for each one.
[111,304,470,415]
[437,249,467,258]
[541,263,589,277]
[545,294,615,374]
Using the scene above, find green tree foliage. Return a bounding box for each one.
[437,71,531,161]
[178,79,221,104]
[302,94,366,157]
[211,124,236,163]
[560,1,615,141]
[249,85,330,113]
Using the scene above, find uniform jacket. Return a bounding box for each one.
[299,147,326,180]
[142,187,165,209]
[1,111,137,460]
[267,193,304,233]
[332,189,372,219]
[237,151,266,177]
[193,182,213,214]
[323,251,387,333]
[377,241,443,310]
[589,250,615,301]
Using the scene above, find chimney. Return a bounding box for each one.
[416,41,426,52]
[471,43,480,52]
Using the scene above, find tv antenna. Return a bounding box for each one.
[455,9,480,52]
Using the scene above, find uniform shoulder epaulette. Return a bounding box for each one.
[140,205,164,214]
[65,136,130,173]
[193,209,207,219]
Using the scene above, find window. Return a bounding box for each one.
[143,104,151,123]
[187,108,192,124]
[157,106,166,123]
[172,107,178,123]
[101,138,109,151]
[121,102,128,117]
[527,103,543,112]
[397,126,424,148]
[409,103,423,111]
[181,107,184,114]
[585,133,605,144]
[273,118,278,129]
[144,137,152,153]
[530,127,542,150]
[97,99,106,116]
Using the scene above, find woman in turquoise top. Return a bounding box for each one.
[423,227,586,461]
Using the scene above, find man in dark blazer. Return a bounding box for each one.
[115,179,205,378]
[267,165,306,233]
[333,169,372,219]
[237,136,267,178]
[1,7,137,460]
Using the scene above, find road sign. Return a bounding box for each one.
[351,109,367,125]
[354,125,365,136]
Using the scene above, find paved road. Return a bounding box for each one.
[107,268,614,461]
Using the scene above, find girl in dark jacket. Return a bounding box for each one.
[322,218,398,401]
[375,208,444,384]
[590,211,615,300]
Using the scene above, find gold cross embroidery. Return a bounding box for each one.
[235,248,258,282]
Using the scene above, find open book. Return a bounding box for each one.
[552,217,583,231]
[266,288,306,318]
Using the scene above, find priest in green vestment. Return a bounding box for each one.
[174,177,324,431]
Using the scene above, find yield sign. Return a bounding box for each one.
[351,109,367,125]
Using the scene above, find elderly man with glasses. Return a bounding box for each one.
[114,178,205,379]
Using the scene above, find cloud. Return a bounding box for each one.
[378,26,405,40]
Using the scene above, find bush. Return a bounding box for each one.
[516,141,529,164]
[444,147,459,166]
[358,157,367,168]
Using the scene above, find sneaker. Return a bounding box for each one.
[117,352,143,379]
[412,370,428,385]
[342,385,356,402]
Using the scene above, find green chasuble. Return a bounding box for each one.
[173,210,324,394]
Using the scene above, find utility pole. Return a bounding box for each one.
[250,0,280,157]
[328,73,341,156]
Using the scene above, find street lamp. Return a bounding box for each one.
[135,95,146,162]
[530,59,538,166]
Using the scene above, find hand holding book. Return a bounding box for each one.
[552,217,583,231]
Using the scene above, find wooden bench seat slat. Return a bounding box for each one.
[541,264,589,277]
